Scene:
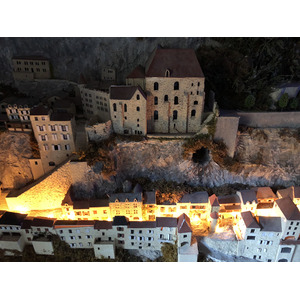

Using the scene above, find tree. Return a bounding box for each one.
[244,95,256,110]
[161,243,178,262]
[278,93,289,110]
[289,97,299,110]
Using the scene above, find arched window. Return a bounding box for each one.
[164,95,168,102]
[278,259,288,262]
[194,101,198,105]
[136,106,140,112]
[197,82,200,87]
[174,96,179,105]
[124,104,127,112]
[113,103,117,112]
[165,69,170,77]
[154,82,159,90]
[191,109,196,117]
[154,97,158,105]
[173,110,178,120]
[174,81,179,90]
[137,94,140,100]
[154,110,158,120]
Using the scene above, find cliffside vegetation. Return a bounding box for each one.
[196,37,300,111]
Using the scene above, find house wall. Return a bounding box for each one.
[109,201,143,221]
[32,240,54,255]
[101,68,116,81]
[93,242,115,259]
[126,78,145,90]
[30,114,76,173]
[145,77,205,133]
[275,244,296,262]
[0,235,26,252]
[109,90,147,135]
[12,58,51,80]
[79,86,110,122]
[29,159,45,180]
[178,231,192,247]
[85,120,112,142]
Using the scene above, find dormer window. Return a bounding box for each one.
[174,81,179,90]
[136,94,140,100]
[115,199,119,202]
[165,69,170,77]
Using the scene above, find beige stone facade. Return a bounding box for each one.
[79,84,110,122]
[109,86,147,135]
[12,56,51,81]
[30,106,76,174]
[101,67,116,81]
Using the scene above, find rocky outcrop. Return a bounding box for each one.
[0,132,34,189]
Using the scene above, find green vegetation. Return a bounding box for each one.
[244,95,256,110]
[160,242,178,262]
[289,97,299,110]
[196,37,300,111]
[277,93,289,110]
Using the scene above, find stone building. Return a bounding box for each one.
[109,86,147,135]
[12,56,51,81]
[30,105,76,174]
[79,82,111,122]
[126,47,205,134]
[0,96,40,132]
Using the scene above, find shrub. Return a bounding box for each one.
[161,242,178,262]
[244,94,255,110]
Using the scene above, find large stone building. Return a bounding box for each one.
[12,56,51,81]
[125,47,205,134]
[30,105,76,174]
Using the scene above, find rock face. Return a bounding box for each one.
[0,37,206,84]
[0,132,34,189]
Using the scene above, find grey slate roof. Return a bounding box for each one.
[133,183,143,193]
[179,191,209,204]
[50,112,73,121]
[31,217,55,228]
[218,194,241,205]
[276,197,300,220]
[110,85,146,100]
[112,216,128,226]
[258,216,282,232]
[156,217,177,228]
[241,211,261,229]
[238,190,258,204]
[145,48,204,78]
[12,55,49,61]
[109,192,142,203]
[30,105,49,115]
[1,96,40,107]
[54,220,95,227]
[0,211,27,226]
[89,199,109,208]
[143,191,156,205]
[128,221,156,228]
[277,187,293,200]
[94,221,113,230]
[294,186,300,198]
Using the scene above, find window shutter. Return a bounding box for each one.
[67,134,70,140]
[65,125,69,131]
[36,125,40,132]
[58,144,61,150]
[43,125,46,131]
[45,134,48,141]
[38,135,42,141]
[48,125,51,131]
[52,145,55,151]
[55,125,58,131]
[59,125,62,131]
[61,134,64,140]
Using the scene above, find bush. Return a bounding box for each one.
[278,93,289,110]
[161,243,178,262]
[244,95,256,110]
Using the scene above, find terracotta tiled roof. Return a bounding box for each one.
[238,190,258,204]
[145,48,204,78]
[110,85,146,100]
[254,187,277,200]
[128,221,156,228]
[177,214,192,233]
[209,194,219,207]
[156,217,177,228]
[94,221,113,230]
[241,211,261,229]
[0,211,27,226]
[180,191,209,204]
[276,197,300,220]
[30,105,49,115]
[294,187,300,198]
[127,65,145,78]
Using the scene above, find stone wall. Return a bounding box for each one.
[145,77,205,133]
[6,162,72,211]
[85,120,113,142]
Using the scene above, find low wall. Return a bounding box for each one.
[221,110,300,128]
[85,120,112,142]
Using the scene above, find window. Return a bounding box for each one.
[197,82,200,86]
[291,222,294,225]
[137,94,140,100]
[253,255,257,259]
[86,235,92,239]
[113,103,117,112]
[118,240,124,245]
[65,144,70,150]
[250,229,255,233]
[247,236,255,240]
[154,82,159,90]
[164,95,168,102]
[139,230,142,234]
[173,110,178,120]
[191,109,196,117]
[154,96,158,105]
[183,234,187,238]
[118,234,124,238]
[194,101,198,105]
[174,96,179,105]
[124,104,127,112]
[154,110,158,120]
[49,161,55,166]
[61,125,68,132]
[68,230,72,233]
[174,81,179,90]
[35,161,38,165]
[297,222,299,226]
[136,106,140,112]
[289,227,291,230]
[117,227,124,231]
[267,259,272,262]
[131,230,134,234]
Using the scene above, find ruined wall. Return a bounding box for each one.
[6,162,72,211]
[85,120,112,142]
